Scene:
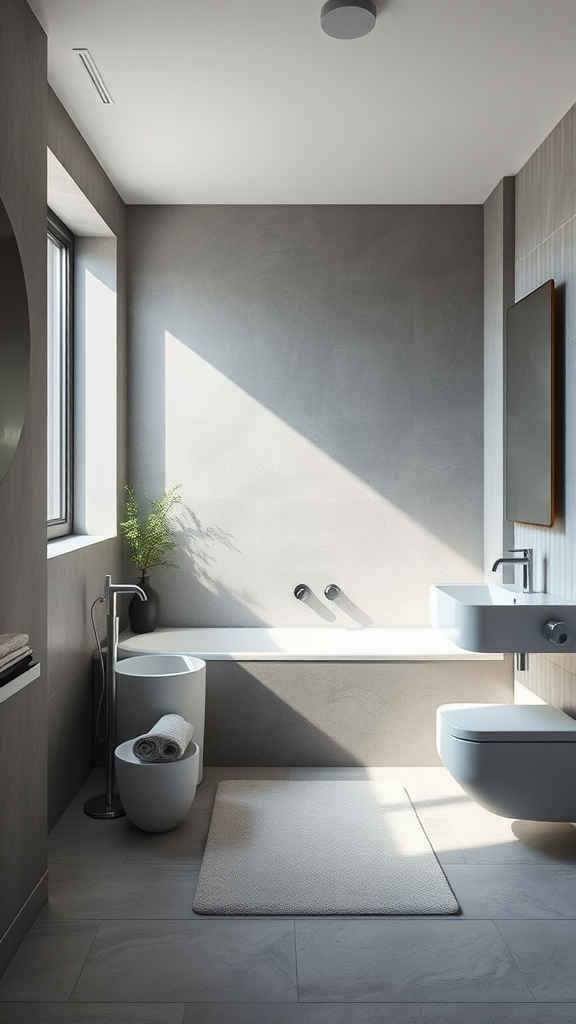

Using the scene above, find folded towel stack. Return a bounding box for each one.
[0,633,33,687]
[132,714,194,763]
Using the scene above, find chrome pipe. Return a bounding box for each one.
[85,575,147,820]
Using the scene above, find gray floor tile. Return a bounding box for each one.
[295,919,533,1002]
[398,768,465,793]
[497,919,576,1000]
[416,821,465,864]
[41,863,198,919]
[422,1006,576,1024]
[48,817,136,864]
[410,791,503,821]
[445,818,576,865]
[126,813,212,865]
[0,1004,185,1023]
[184,1005,424,1023]
[444,863,576,919]
[7,764,576,1017]
[71,919,298,1002]
[189,786,218,815]
[61,770,106,818]
[0,920,100,1002]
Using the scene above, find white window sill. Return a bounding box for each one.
[47,534,115,559]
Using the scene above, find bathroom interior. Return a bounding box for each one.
[3,0,576,1019]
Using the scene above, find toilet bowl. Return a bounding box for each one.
[115,739,200,832]
[436,702,576,821]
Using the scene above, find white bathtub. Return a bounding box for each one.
[118,626,501,662]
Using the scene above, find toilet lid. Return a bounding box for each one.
[438,702,576,741]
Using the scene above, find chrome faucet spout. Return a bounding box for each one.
[103,574,147,611]
[491,548,534,593]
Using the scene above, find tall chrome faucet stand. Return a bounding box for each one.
[85,575,147,819]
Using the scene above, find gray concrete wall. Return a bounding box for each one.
[127,205,486,629]
[46,89,127,828]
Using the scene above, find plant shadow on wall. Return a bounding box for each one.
[121,485,260,629]
[169,503,269,627]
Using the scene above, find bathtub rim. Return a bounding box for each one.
[117,626,503,662]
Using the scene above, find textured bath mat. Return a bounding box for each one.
[193,780,459,915]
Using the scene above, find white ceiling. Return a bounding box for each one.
[28,0,576,205]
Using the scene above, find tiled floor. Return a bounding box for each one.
[2,766,576,1023]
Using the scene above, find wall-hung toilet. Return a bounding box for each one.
[436,702,576,821]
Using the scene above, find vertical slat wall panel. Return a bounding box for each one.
[511,103,576,709]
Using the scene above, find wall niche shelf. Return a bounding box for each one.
[0,662,40,705]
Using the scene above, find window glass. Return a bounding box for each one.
[47,213,73,537]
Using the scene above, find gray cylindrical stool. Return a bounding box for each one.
[115,740,200,832]
[115,654,205,783]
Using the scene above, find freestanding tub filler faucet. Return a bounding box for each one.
[491,548,534,594]
[85,575,147,820]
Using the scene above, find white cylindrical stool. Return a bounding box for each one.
[115,654,205,783]
[115,740,200,832]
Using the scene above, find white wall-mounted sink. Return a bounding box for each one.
[430,583,576,653]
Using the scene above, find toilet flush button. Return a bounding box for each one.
[543,620,575,646]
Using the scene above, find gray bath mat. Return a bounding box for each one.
[193,780,459,915]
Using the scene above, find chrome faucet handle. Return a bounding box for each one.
[511,549,534,592]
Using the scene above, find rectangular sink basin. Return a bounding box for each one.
[430,583,576,653]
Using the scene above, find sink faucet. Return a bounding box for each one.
[491,548,534,593]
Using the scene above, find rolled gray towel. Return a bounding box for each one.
[132,714,194,763]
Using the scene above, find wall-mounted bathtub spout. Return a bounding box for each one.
[85,575,147,821]
[324,584,341,601]
[294,584,311,602]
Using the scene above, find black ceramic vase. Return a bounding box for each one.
[128,576,160,634]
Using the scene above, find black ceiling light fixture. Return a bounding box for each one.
[320,0,377,39]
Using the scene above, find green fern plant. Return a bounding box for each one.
[120,483,182,577]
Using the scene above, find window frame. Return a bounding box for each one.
[47,209,74,539]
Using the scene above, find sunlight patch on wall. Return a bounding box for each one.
[75,244,117,537]
[156,332,481,627]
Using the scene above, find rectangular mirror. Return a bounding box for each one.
[505,279,555,527]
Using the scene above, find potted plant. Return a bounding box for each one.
[120,483,182,633]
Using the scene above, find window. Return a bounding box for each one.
[47,211,73,538]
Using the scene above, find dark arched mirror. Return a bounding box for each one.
[0,196,30,483]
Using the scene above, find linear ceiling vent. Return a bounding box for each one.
[73,49,114,105]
